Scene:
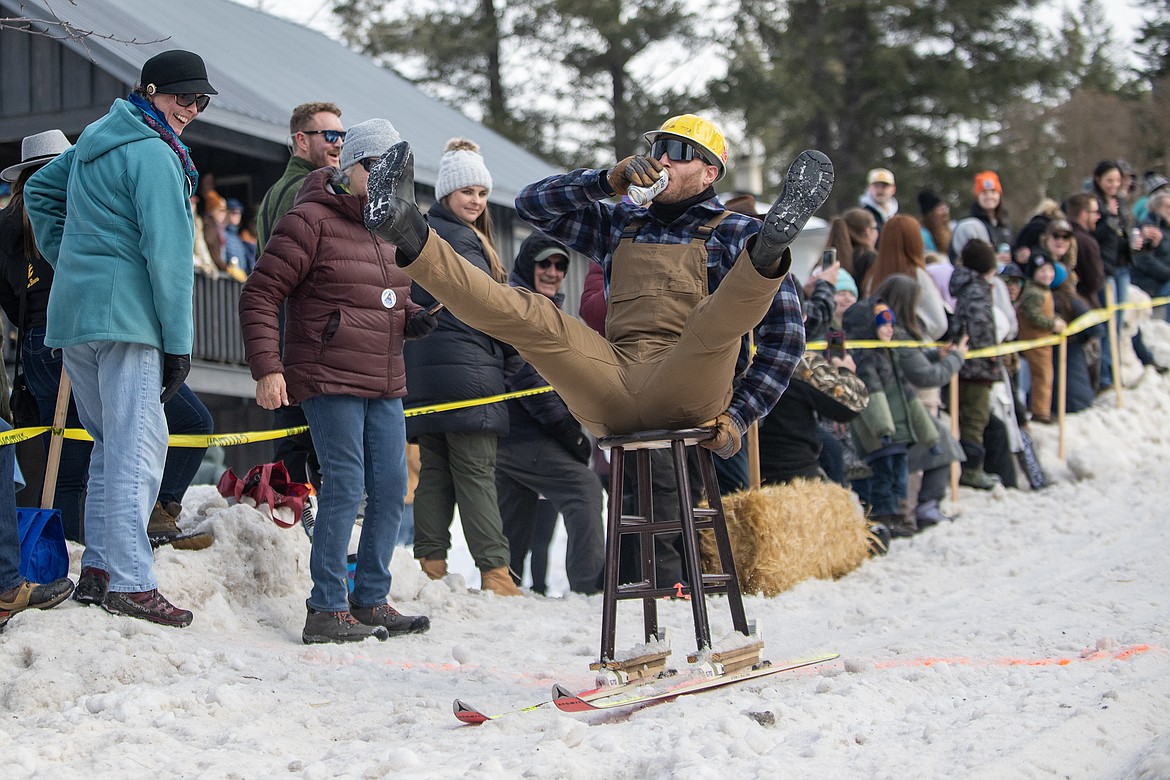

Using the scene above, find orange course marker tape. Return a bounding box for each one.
[870,643,1156,670]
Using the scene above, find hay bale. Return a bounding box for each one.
[700,479,871,596]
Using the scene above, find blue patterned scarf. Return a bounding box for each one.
[128,92,199,193]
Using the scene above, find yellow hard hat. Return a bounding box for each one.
[644,114,729,181]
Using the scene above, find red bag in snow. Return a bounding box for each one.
[217,461,313,529]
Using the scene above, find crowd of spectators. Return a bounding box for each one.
[4,80,1168,639]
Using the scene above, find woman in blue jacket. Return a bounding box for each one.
[24,50,216,628]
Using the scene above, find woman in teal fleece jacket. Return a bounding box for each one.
[24,50,216,628]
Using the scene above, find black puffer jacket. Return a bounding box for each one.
[501,232,587,459]
[404,200,510,438]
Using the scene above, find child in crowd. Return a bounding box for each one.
[949,239,1002,490]
[844,301,938,536]
[1012,256,1066,423]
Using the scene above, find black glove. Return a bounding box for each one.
[161,353,190,403]
[404,310,437,339]
[549,421,591,464]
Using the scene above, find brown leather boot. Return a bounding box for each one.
[148,502,214,551]
[479,567,523,597]
[417,558,448,580]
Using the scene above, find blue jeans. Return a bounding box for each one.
[0,420,23,592]
[22,327,213,539]
[302,395,407,612]
[852,453,908,517]
[63,342,167,593]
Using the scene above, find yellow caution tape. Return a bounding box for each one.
[7,296,1167,449]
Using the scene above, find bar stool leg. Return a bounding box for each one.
[600,445,625,663]
[637,449,659,643]
[697,448,749,635]
[673,439,713,652]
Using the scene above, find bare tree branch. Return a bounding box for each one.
[1,0,169,50]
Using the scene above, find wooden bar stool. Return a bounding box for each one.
[595,428,751,677]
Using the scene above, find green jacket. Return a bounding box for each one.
[256,155,317,252]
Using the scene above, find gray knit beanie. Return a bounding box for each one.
[340,118,402,171]
[435,138,492,201]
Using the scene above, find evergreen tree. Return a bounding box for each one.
[332,0,554,157]
[1136,0,1170,79]
[710,0,1058,214]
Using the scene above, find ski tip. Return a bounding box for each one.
[452,699,489,725]
[551,683,574,699]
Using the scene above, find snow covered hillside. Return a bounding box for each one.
[3,335,1169,779]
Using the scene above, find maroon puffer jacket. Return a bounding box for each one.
[240,167,423,403]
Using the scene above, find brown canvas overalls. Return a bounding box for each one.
[403,214,785,437]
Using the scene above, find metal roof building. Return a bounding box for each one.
[0,0,558,210]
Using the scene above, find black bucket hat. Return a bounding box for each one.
[141,50,217,95]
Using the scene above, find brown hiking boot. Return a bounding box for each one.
[348,600,430,635]
[418,558,448,580]
[148,501,214,551]
[302,608,390,644]
[103,589,193,628]
[480,567,523,597]
[0,577,75,614]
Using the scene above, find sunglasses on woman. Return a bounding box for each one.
[649,138,708,165]
[536,257,568,273]
[173,94,211,112]
[303,129,347,144]
[1050,232,1072,240]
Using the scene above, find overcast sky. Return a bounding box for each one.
[243,0,1153,51]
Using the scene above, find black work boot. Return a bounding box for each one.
[74,567,110,606]
[750,150,835,276]
[363,140,431,265]
[348,599,431,636]
[302,608,390,645]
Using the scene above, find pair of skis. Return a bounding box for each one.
[453,652,840,724]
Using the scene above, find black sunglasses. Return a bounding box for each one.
[173,94,211,112]
[536,257,568,272]
[650,138,706,165]
[302,129,346,144]
[1050,232,1072,240]
[359,158,378,172]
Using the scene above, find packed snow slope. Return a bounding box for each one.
[3,329,1170,780]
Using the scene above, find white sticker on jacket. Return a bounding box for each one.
[381,289,397,309]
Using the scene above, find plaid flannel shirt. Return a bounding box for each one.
[515,167,805,430]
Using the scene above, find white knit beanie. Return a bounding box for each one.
[435,138,492,201]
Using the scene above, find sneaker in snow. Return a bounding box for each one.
[348,600,430,635]
[302,608,390,644]
[103,589,193,628]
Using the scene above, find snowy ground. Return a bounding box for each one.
[3,325,1170,779]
